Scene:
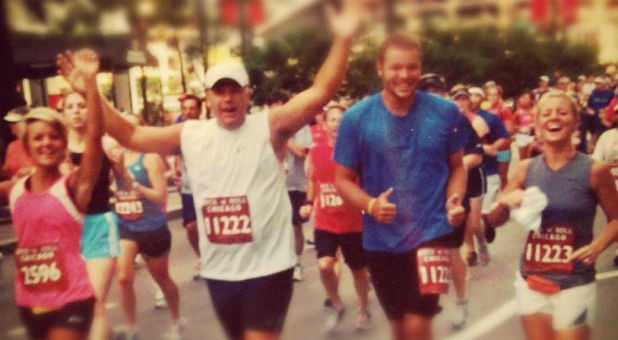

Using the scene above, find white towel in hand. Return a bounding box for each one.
[510,186,548,233]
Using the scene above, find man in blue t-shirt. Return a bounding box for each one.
[334,34,467,340]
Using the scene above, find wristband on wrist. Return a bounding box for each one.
[367,198,377,215]
[304,200,314,206]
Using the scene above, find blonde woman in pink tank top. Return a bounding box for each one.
[0,49,104,340]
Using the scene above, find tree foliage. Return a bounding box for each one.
[245,24,600,103]
[421,26,600,97]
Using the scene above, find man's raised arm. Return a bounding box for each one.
[100,99,183,155]
[57,51,183,155]
[269,1,366,151]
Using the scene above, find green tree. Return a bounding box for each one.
[245,26,330,105]
[421,26,600,97]
[245,24,601,103]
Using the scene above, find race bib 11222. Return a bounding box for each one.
[201,196,253,244]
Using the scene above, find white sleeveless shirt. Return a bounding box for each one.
[181,113,295,280]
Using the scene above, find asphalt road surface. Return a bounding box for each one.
[0,204,616,340]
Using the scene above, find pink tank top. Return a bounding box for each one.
[10,175,94,308]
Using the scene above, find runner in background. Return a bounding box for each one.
[591,112,618,267]
[585,77,614,151]
[334,35,467,340]
[534,76,551,101]
[449,86,485,329]
[513,91,537,160]
[0,49,103,340]
[62,89,120,340]
[266,91,312,282]
[485,90,618,340]
[113,114,183,340]
[310,108,328,147]
[173,94,202,283]
[486,84,514,190]
[1,107,33,181]
[467,86,509,265]
[300,104,371,332]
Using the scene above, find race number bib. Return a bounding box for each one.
[201,196,253,244]
[523,225,574,274]
[114,190,144,221]
[416,247,451,295]
[319,184,345,213]
[14,244,66,291]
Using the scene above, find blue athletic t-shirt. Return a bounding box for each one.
[334,91,465,253]
[478,109,509,176]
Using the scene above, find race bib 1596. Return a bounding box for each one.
[15,244,66,291]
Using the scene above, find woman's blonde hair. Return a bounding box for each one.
[20,107,68,152]
[536,90,579,119]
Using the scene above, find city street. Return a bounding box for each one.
[0,194,616,340]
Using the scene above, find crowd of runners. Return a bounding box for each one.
[0,2,617,340]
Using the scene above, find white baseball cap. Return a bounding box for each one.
[4,106,29,123]
[204,61,249,89]
[594,76,606,84]
[468,87,486,98]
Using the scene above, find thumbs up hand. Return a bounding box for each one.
[446,194,466,227]
[368,188,397,224]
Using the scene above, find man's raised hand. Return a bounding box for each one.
[57,49,100,93]
[326,0,369,40]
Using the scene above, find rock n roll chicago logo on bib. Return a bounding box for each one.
[15,244,67,292]
[319,184,345,213]
[201,196,253,244]
[416,247,451,295]
[114,190,144,221]
[524,225,575,274]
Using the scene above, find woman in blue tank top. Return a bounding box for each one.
[485,90,617,340]
[113,115,183,339]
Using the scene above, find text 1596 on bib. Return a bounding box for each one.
[15,244,66,291]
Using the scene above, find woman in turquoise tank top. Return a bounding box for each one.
[485,90,618,340]
[112,115,183,339]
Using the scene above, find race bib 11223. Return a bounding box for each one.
[523,225,574,274]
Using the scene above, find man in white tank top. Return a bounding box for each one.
[58,3,368,339]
